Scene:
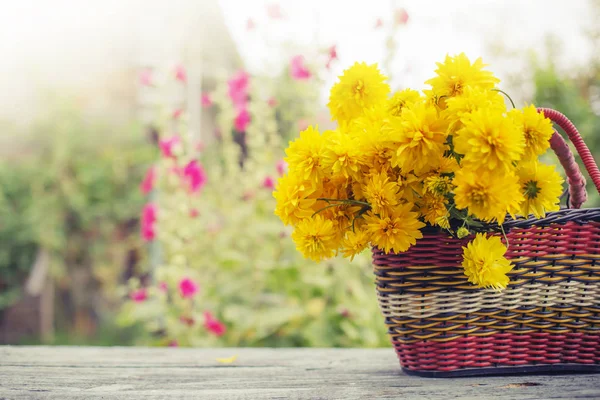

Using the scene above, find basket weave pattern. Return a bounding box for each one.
[373,211,600,375]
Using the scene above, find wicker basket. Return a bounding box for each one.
[372,109,600,377]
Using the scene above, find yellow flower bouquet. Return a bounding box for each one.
[275,54,562,290]
[274,53,600,376]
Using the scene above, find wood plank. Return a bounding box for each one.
[0,346,598,399]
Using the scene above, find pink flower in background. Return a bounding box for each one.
[130,288,147,303]
[189,208,200,218]
[262,176,275,189]
[228,70,250,108]
[140,69,153,86]
[201,93,212,108]
[141,203,157,241]
[326,45,338,70]
[242,190,255,202]
[267,97,277,108]
[340,308,350,318]
[246,18,255,30]
[204,312,226,336]
[168,340,179,347]
[290,55,311,80]
[174,64,187,82]
[179,278,199,298]
[172,108,183,119]
[196,141,205,152]
[374,18,384,29]
[140,166,156,195]
[395,8,409,25]
[159,136,181,158]
[234,108,251,132]
[276,160,287,176]
[158,282,168,292]
[179,316,195,326]
[266,3,284,19]
[297,119,309,131]
[183,160,207,193]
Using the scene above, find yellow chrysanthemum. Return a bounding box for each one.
[320,203,361,234]
[453,168,523,224]
[322,130,366,180]
[398,173,423,204]
[341,228,370,261]
[285,126,326,188]
[462,233,513,291]
[425,53,500,98]
[388,102,449,174]
[363,171,400,214]
[351,109,396,170]
[444,86,506,127]
[435,215,451,230]
[273,173,317,226]
[438,155,460,174]
[388,88,421,117]
[328,62,390,123]
[456,226,470,239]
[364,204,425,254]
[509,105,554,161]
[291,215,340,262]
[517,161,564,218]
[418,193,449,226]
[454,108,525,171]
[424,174,454,196]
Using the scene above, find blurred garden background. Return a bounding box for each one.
[1,0,599,347]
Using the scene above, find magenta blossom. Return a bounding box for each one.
[395,8,409,25]
[183,160,207,193]
[201,93,212,108]
[262,176,275,189]
[228,70,250,108]
[179,278,199,298]
[297,119,309,131]
[374,18,383,29]
[159,136,181,158]
[189,208,200,218]
[141,203,157,241]
[140,166,156,195]
[204,311,226,336]
[179,315,195,326]
[158,282,168,292]
[140,68,153,86]
[234,108,251,132]
[267,97,277,108]
[172,108,183,119]
[130,288,147,303]
[174,64,187,82]
[168,340,179,347]
[276,159,287,176]
[266,3,284,19]
[290,55,311,80]
[326,45,338,70]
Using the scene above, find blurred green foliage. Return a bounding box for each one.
[0,98,154,342]
[118,69,390,348]
[529,40,600,206]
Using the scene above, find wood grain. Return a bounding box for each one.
[0,346,598,399]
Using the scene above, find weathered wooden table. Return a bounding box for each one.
[0,346,598,399]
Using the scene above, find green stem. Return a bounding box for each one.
[500,225,510,249]
[311,203,345,217]
[492,88,516,109]
[316,198,372,208]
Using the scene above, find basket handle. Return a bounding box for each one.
[537,107,600,209]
